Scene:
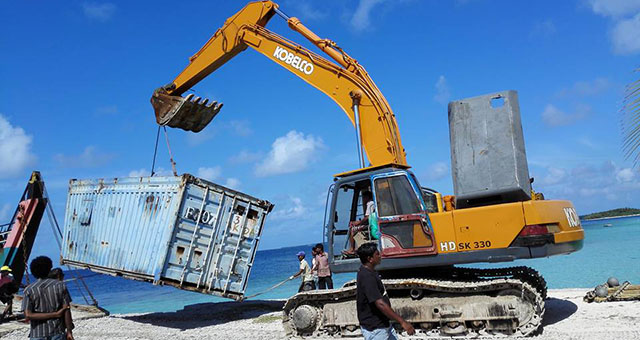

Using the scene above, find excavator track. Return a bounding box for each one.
[380,266,547,299]
[443,266,548,300]
[283,276,544,338]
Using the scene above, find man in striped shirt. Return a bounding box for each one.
[22,256,74,340]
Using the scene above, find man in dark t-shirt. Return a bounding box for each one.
[356,243,414,339]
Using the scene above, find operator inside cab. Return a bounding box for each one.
[343,189,379,256]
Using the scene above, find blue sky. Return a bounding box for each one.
[1,0,640,260]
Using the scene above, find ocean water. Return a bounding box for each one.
[39,216,640,314]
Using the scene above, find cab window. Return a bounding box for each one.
[333,184,355,232]
[374,175,422,216]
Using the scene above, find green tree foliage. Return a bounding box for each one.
[622,69,640,167]
[580,207,640,220]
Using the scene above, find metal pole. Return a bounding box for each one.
[223,202,251,295]
[180,187,209,285]
[273,7,290,20]
[197,191,225,288]
[353,103,365,168]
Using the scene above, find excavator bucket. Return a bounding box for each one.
[151,88,223,133]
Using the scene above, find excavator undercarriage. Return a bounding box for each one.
[283,266,546,338]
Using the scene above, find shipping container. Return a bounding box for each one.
[448,90,532,209]
[61,174,273,301]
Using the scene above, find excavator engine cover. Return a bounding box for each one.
[151,88,223,132]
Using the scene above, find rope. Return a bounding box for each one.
[241,276,295,301]
[19,204,31,286]
[150,125,161,177]
[163,126,178,176]
[63,273,102,282]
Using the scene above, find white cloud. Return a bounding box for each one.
[587,0,640,18]
[577,136,599,150]
[186,129,215,147]
[270,196,306,221]
[556,78,611,97]
[424,162,449,181]
[541,167,568,185]
[616,168,635,182]
[197,166,222,182]
[229,120,252,137]
[585,0,640,55]
[128,168,149,177]
[229,150,263,164]
[224,177,241,190]
[541,105,566,126]
[287,0,327,21]
[255,130,325,177]
[0,115,37,178]
[185,120,250,145]
[351,0,385,32]
[541,104,589,127]
[0,203,11,222]
[433,75,451,105]
[612,13,640,55]
[193,166,239,189]
[151,167,173,177]
[534,161,640,213]
[82,2,116,22]
[54,146,115,168]
[127,167,173,178]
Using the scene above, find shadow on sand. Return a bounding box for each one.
[123,297,578,331]
[122,300,285,330]
[542,297,578,326]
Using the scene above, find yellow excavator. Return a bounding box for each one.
[150,1,584,337]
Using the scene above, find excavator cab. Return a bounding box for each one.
[327,165,437,272]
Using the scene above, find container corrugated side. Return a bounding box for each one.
[61,174,273,300]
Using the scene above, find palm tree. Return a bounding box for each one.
[622,69,640,167]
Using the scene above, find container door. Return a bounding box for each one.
[162,182,267,300]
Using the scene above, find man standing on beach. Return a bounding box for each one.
[290,251,315,292]
[23,256,74,340]
[311,243,333,289]
[356,243,414,340]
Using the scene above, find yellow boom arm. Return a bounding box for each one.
[151,0,406,166]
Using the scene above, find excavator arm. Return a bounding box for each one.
[151,0,406,166]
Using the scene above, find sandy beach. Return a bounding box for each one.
[2,288,639,339]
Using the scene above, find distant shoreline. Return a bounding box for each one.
[582,213,640,222]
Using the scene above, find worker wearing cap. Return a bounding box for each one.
[0,265,17,320]
[290,251,315,292]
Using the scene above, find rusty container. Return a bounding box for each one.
[61,174,273,301]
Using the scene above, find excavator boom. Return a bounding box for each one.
[151,0,406,166]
